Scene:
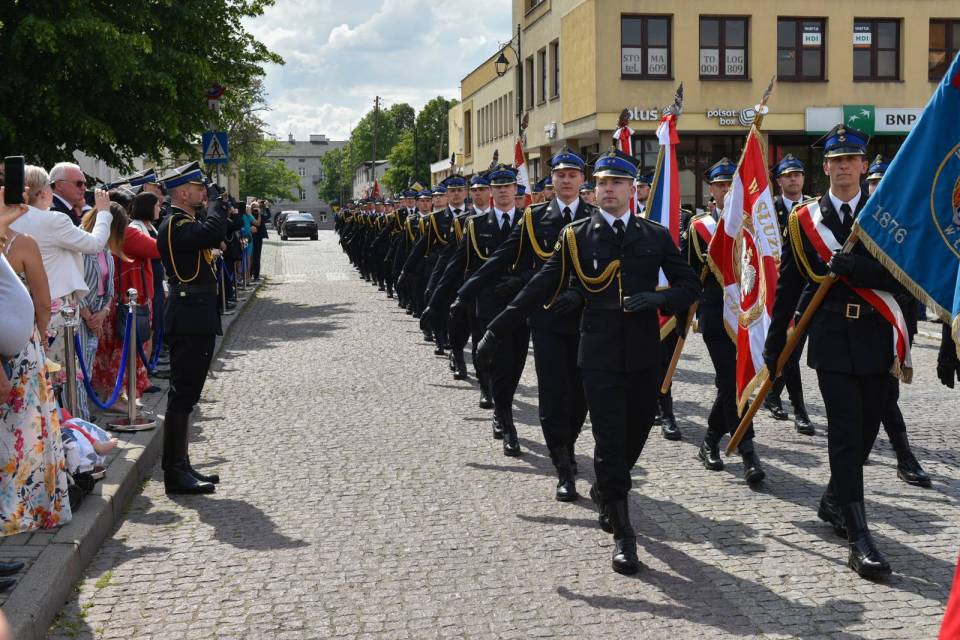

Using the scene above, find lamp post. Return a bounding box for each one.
[495,23,522,137]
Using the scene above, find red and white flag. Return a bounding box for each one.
[647,112,681,284]
[613,109,635,213]
[707,128,783,412]
[514,138,532,208]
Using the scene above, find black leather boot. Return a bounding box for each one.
[764,396,789,421]
[608,499,640,575]
[659,394,681,441]
[817,487,846,538]
[739,441,766,484]
[491,407,504,440]
[791,394,815,435]
[452,351,468,380]
[163,412,215,495]
[842,501,891,579]
[478,374,493,409]
[890,432,932,488]
[185,456,220,485]
[698,438,724,471]
[553,448,577,502]
[589,485,613,533]
[501,405,521,457]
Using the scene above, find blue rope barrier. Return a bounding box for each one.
[74,307,131,410]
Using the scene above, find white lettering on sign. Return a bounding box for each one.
[707,107,756,127]
[621,47,643,75]
[700,48,719,76]
[626,107,660,121]
[647,48,668,76]
[853,24,872,47]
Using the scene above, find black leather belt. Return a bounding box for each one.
[821,300,878,320]
[585,302,622,311]
[169,282,216,294]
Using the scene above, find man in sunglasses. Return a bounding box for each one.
[48,162,87,226]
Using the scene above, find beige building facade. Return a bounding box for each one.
[450,0,960,206]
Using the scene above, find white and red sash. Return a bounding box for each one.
[794,201,913,382]
[691,214,717,251]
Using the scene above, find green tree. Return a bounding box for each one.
[383,130,422,194]
[237,139,301,202]
[0,1,282,168]
[416,96,458,164]
[388,103,415,134]
[348,106,398,170]
[319,145,351,205]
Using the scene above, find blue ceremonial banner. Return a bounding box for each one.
[856,53,960,347]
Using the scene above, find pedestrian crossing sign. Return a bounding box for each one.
[202,131,229,164]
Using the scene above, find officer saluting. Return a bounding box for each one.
[157,162,227,495]
[477,149,700,574]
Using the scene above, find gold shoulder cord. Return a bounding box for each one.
[467,219,487,264]
[689,218,708,264]
[166,214,202,283]
[543,229,570,309]
[453,216,464,243]
[564,225,621,294]
[405,218,415,242]
[430,214,448,247]
[788,210,827,283]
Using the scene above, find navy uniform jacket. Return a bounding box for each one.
[425,206,474,294]
[402,209,453,278]
[431,209,518,323]
[157,204,227,337]
[458,198,596,335]
[487,210,700,372]
[683,213,726,340]
[765,192,907,375]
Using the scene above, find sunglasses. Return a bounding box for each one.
[57,179,85,188]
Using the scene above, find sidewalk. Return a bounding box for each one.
[0,279,262,640]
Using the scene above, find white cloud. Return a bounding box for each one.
[245,0,511,142]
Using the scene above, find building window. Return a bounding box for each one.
[777,18,825,81]
[525,56,534,108]
[930,20,960,81]
[550,41,560,97]
[508,91,514,134]
[853,19,900,81]
[299,187,306,201]
[298,167,306,177]
[464,110,472,155]
[621,15,671,79]
[537,48,547,104]
[700,16,748,79]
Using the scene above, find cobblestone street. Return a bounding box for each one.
[48,230,959,639]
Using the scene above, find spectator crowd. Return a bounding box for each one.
[0,160,271,593]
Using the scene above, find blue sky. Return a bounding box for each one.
[244,0,512,141]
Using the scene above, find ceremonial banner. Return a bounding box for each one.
[856,53,960,354]
[646,111,681,283]
[514,138,532,208]
[707,128,782,412]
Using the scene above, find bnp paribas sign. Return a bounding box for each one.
[806,105,924,135]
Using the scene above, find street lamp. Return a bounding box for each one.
[495,50,510,77]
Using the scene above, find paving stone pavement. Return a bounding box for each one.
[46,230,959,639]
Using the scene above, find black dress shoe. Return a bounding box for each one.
[186,457,220,484]
[0,560,24,576]
[794,412,815,435]
[434,346,445,356]
[896,453,932,488]
[740,448,766,484]
[764,397,789,421]
[555,472,577,502]
[698,440,724,471]
[502,427,521,457]
[660,414,681,441]
[452,354,468,380]
[0,577,15,592]
[492,416,504,440]
[608,499,640,575]
[447,352,457,372]
[842,502,891,579]
[164,464,215,495]
[479,389,493,409]
[818,494,847,538]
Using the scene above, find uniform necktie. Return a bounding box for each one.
[840,203,853,234]
[562,206,572,225]
[613,218,625,243]
[453,208,460,215]
[501,213,511,234]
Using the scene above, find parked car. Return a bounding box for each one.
[274,210,297,229]
[281,212,318,240]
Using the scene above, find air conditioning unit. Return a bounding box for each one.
[544,122,557,139]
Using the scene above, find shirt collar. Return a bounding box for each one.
[599,208,629,230]
[493,207,516,224]
[53,192,74,211]
[556,197,579,218]
[828,189,862,221]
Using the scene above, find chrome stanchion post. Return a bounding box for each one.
[108,288,156,432]
[60,306,80,417]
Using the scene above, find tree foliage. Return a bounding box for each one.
[383,97,458,193]
[318,145,351,205]
[236,139,301,202]
[0,0,282,169]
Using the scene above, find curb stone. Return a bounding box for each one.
[3,280,262,640]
